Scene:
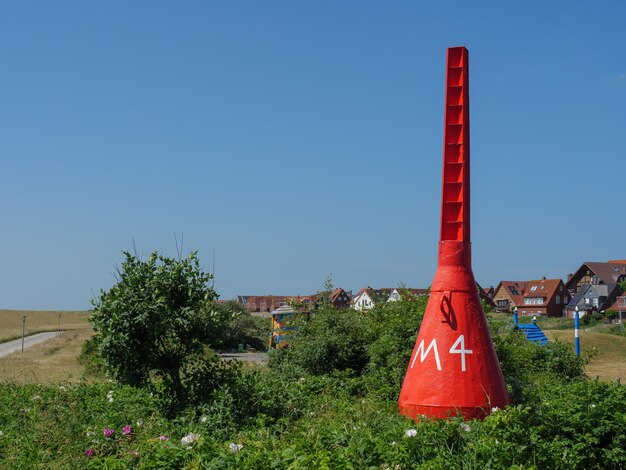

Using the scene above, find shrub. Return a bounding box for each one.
[90,250,231,410]
[269,304,368,375]
[494,329,589,404]
[364,295,427,398]
[213,300,270,351]
[78,335,105,377]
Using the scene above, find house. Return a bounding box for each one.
[518,277,568,317]
[565,260,626,295]
[607,295,626,314]
[238,289,352,314]
[327,288,352,308]
[352,287,429,310]
[565,283,623,318]
[387,288,430,302]
[476,282,497,309]
[492,281,528,312]
[352,288,393,310]
[481,285,495,299]
[240,296,289,314]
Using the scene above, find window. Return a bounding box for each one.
[556,295,560,304]
[592,298,599,308]
[530,286,538,292]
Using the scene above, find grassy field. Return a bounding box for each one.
[545,329,626,382]
[0,310,94,384]
[488,310,626,382]
[0,309,91,343]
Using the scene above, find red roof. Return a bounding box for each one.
[495,281,528,307]
[522,278,563,307]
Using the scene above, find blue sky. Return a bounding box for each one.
[1,1,625,310]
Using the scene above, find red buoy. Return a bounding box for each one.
[398,47,509,420]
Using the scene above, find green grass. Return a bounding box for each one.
[545,330,626,382]
[0,310,96,384]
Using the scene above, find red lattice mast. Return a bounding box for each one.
[398,47,509,420]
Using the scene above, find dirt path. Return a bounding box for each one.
[0,331,60,358]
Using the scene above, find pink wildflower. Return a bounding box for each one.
[122,425,132,436]
[157,435,170,441]
[103,427,115,438]
[84,448,95,457]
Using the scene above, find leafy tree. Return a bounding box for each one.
[213,300,270,351]
[90,250,231,406]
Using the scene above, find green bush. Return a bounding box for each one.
[90,250,231,410]
[213,300,270,351]
[494,329,589,404]
[4,378,624,469]
[269,304,368,375]
[78,335,105,377]
[364,296,427,398]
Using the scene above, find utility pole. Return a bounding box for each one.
[21,315,26,353]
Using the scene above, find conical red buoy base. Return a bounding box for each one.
[398,242,509,420]
[400,47,508,420]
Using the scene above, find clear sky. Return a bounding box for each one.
[1,1,625,310]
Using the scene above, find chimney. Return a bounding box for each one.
[567,273,573,281]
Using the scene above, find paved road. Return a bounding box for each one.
[220,352,268,363]
[0,332,60,358]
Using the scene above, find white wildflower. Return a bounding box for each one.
[199,415,207,424]
[136,419,143,427]
[0,431,4,436]
[108,397,114,403]
[404,429,417,437]
[229,443,244,453]
[460,423,471,432]
[32,395,41,400]
[391,441,397,446]
[490,406,500,413]
[181,433,200,447]
[299,377,305,384]
[590,404,596,408]
[59,385,67,392]
[86,431,94,437]
[106,391,114,398]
